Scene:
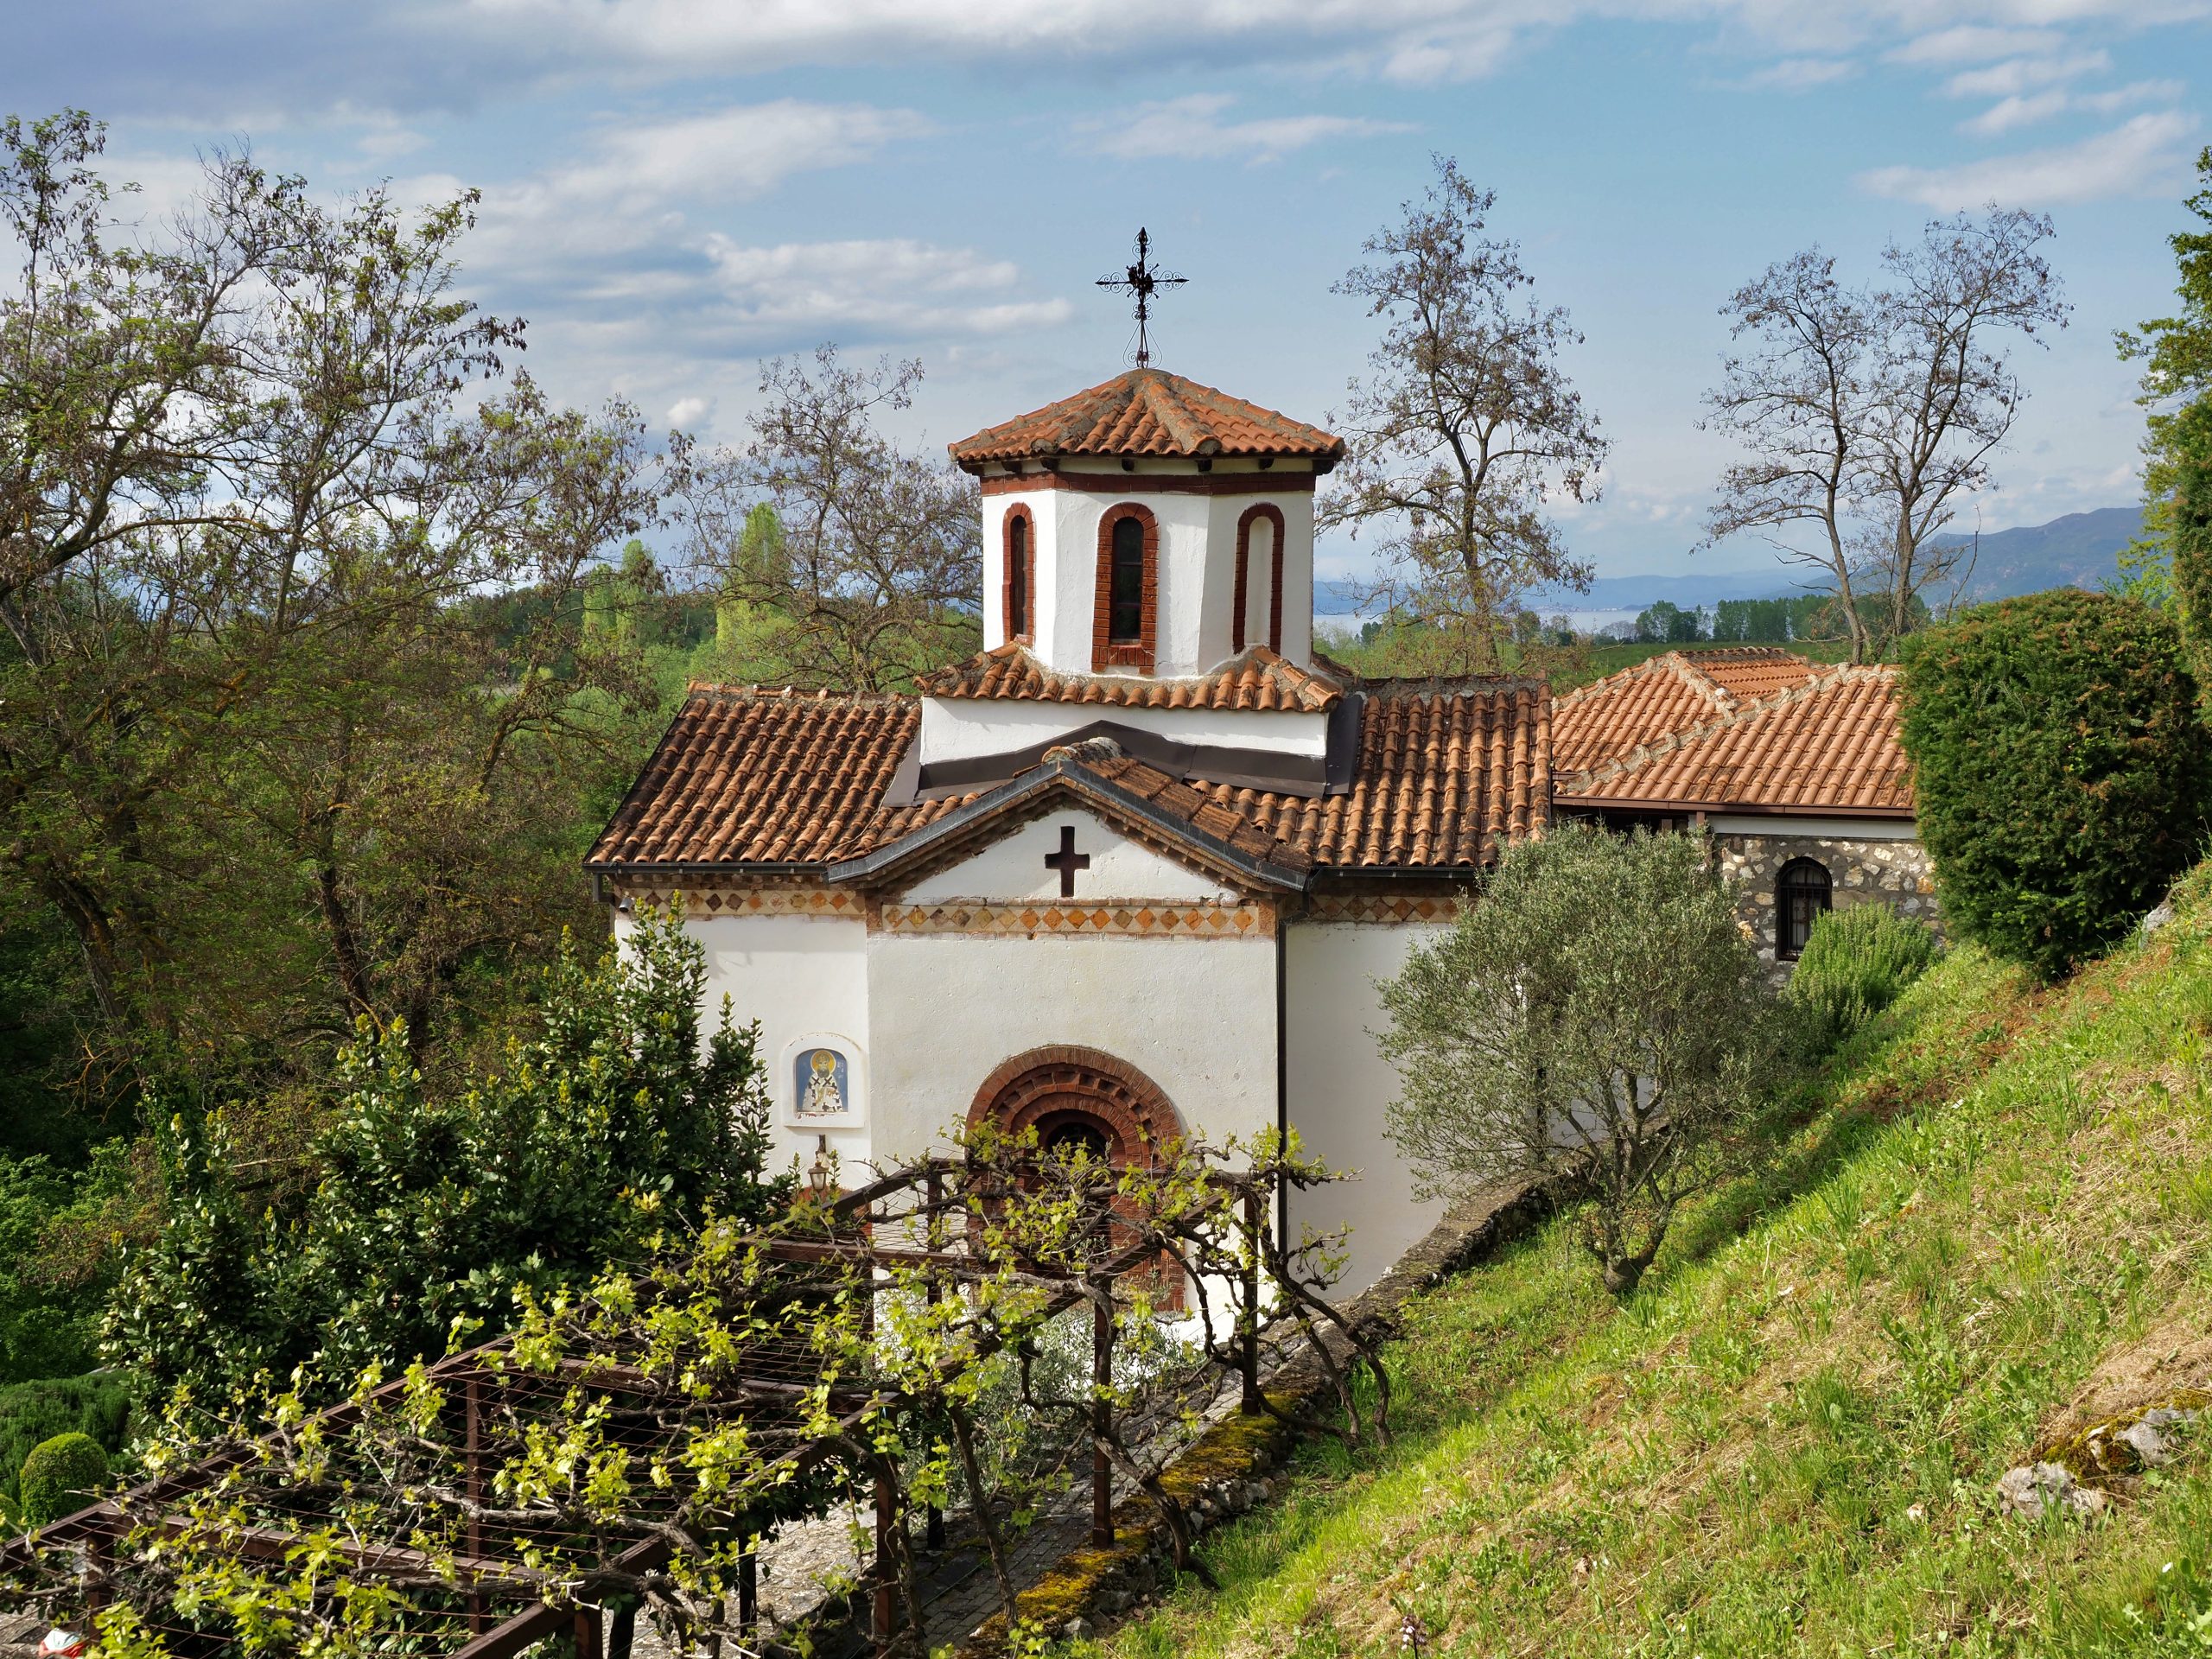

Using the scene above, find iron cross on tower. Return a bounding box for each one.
[1096,228,1187,368]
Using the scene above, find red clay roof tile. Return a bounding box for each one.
[949,369,1344,468]
[1554,664,1912,816]
[1550,647,1820,774]
[588,676,1548,874]
[917,643,1345,713]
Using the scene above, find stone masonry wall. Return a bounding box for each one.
[1713,830,1942,973]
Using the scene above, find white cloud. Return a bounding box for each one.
[1858,109,2199,208]
[1962,78,2183,134]
[1889,25,2068,66]
[1742,57,1859,90]
[1963,90,2072,133]
[1942,49,2107,98]
[433,100,930,273]
[696,238,1074,343]
[1082,93,1413,163]
[666,395,713,429]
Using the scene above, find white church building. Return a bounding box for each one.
[587,368,1549,1291]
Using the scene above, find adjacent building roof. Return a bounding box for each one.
[948,369,1344,470]
[1554,664,1912,817]
[586,676,1548,878]
[917,643,1345,714]
[1551,646,1821,775]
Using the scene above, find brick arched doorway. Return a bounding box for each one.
[967,1045,1185,1166]
[969,1046,1188,1307]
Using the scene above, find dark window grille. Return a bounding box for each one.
[1777,858,1833,960]
[1109,515,1145,643]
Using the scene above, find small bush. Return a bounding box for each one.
[1789,905,1939,1046]
[0,1373,130,1516]
[1900,588,2211,979]
[17,1431,106,1527]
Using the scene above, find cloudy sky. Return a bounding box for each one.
[12,1,2209,583]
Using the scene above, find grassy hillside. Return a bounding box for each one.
[1096,868,2212,1657]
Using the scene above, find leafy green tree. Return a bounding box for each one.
[1900,589,2209,979]
[1635,600,1704,644]
[105,909,791,1405]
[0,1154,109,1382]
[1379,827,1777,1296]
[0,110,667,1119]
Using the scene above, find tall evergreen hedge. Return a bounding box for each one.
[1900,588,2210,979]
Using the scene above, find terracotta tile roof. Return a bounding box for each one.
[1187,681,1550,868]
[1555,664,1913,816]
[587,687,950,868]
[917,644,1345,713]
[949,369,1344,468]
[1551,647,1819,774]
[588,677,1548,875]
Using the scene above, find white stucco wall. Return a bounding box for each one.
[864,931,1279,1169]
[619,909,875,1185]
[1284,920,1452,1295]
[906,810,1236,905]
[917,696,1328,767]
[980,471,1319,679]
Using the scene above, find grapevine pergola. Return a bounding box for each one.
[0,1135,1385,1659]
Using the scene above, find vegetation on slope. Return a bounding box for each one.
[1096,865,2212,1657]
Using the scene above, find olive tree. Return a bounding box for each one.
[1379,827,1777,1295]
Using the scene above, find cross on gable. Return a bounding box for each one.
[1043,823,1090,898]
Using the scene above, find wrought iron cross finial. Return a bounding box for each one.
[1096,227,1187,368]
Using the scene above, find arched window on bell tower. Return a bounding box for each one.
[1001,506,1033,644]
[1092,503,1158,671]
[1233,503,1286,654]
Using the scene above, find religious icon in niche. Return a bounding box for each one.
[796,1047,849,1118]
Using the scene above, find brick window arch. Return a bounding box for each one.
[1092,503,1158,672]
[969,1045,1185,1166]
[1232,503,1286,654]
[1001,505,1034,644]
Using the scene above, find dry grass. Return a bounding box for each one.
[1093,867,2212,1659]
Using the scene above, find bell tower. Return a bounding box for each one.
[948,368,1344,682]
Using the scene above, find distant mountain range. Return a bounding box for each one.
[1313,506,2147,617]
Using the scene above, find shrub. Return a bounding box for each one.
[1789,905,1939,1046]
[17,1430,106,1527]
[1900,589,2210,980]
[0,1374,130,1517]
[106,909,793,1408]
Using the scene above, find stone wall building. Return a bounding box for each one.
[1551,650,1933,973]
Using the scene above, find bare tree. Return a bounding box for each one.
[1700,250,1878,662]
[1323,157,1606,672]
[1861,209,2068,648]
[671,347,981,692]
[1702,211,2065,662]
